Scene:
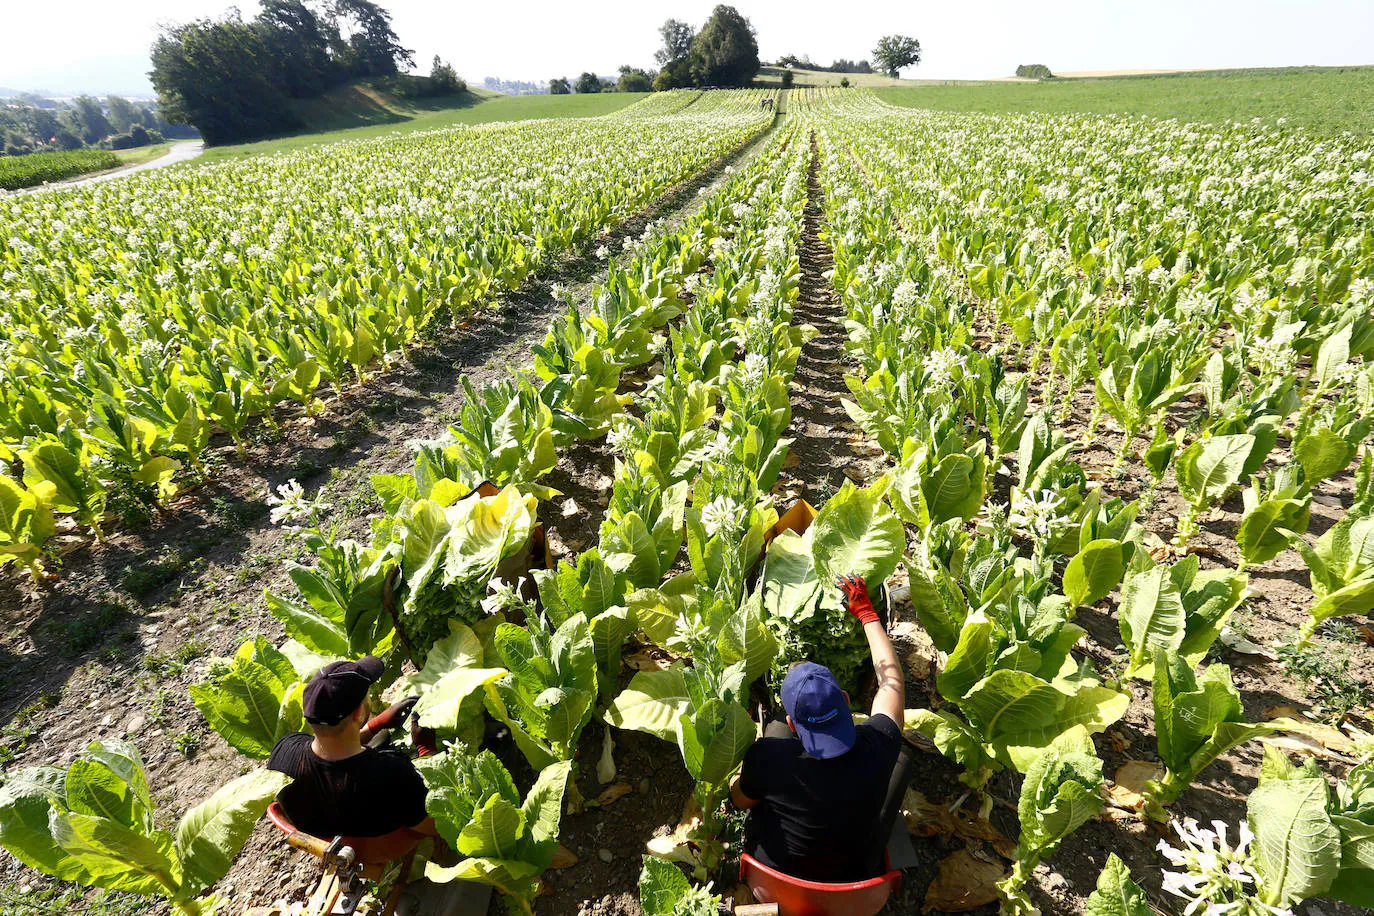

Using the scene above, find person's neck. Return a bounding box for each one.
[312,731,365,761]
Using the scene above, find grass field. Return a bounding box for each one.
[200,88,649,162]
[876,65,1374,135]
[752,65,916,88]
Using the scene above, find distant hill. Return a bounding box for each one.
[282,79,495,136]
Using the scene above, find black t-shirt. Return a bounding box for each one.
[738,713,902,882]
[267,732,429,838]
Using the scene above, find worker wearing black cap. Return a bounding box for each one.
[267,657,437,839]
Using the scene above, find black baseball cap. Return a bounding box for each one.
[302,657,384,726]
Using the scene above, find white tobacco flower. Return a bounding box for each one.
[922,347,966,389]
[266,479,332,526]
[480,576,529,616]
[1157,819,1290,916]
[1008,489,1067,540]
[700,495,742,538]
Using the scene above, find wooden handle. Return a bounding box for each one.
[284,830,332,859]
[734,906,779,915]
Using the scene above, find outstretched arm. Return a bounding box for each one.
[837,575,905,724]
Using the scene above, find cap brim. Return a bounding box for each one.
[797,713,857,760]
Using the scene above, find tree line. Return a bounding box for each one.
[1,94,188,157]
[150,0,462,145]
[551,8,922,94]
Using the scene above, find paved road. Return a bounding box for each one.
[10,140,205,195]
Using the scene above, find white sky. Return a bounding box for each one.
[2,0,1372,96]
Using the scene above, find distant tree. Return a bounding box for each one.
[105,95,144,134]
[574,72,603,94]
[20,106,63,147]
[549,77,571,95]
[655,18,696,66]
[780,69,794,89]
[840,76,850,88]
[872,34,921,78]
[129,124,151,146]
[689,5,759,88]
[617,66,654,93]
[150,13,299,145]
[324,0,414,78]
[430,55,463,93]
[256,0,337,97]
[1016,64,1054,79]
[51,128,82,150]
[63,96,111,145]
[653,58,693,91]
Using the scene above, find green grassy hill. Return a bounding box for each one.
[875,65,1374,135]
[201,83,649,163]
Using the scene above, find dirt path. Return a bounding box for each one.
[772,132,887,509]
[0,119,780,916]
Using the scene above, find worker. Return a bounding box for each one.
[267,657,438,839]
[730,574,905,883]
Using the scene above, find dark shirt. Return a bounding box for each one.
[738,713,902,882]
[267,732,428,838]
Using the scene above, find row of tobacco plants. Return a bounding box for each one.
[0,90,771,572]
[803,87,1374,914]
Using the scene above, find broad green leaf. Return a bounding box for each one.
[1084,853,1150,916]
[0,767,99,883]
[605,667,690,742]
[457,796,525,860]
[1064,539,1125,608]
[519,760,571,868]
[809,479,905,590]
[1119,565,1185,671]
[49,811,179,896]
[175,768,292,895]
[1249,757,1341,905]
[1176,434,1254,510]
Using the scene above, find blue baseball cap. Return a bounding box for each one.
[781,662,856,759]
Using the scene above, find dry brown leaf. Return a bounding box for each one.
[1356,625,1374,648]
[548,844,578,869]
[843,465,869,482]
[922,848,1006,913]
[1263,706,1353,753]
[782,451,802,469]
[625,649,673,671]
[902,790,1016,859]
[1106,760,1164,812]
[596,781,634,807]
[646,797,703,861]
[1107,728,1133,754]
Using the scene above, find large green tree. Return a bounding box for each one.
[688,5,759,88]
[574,72,603,94]
[655,18,695,66]
[872,34,921,78]
[549,77,571,95]
[324,0,414,78]
[256,0,337,97]
[150,13,299,144]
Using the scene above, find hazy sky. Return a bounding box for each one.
[3,0,1372,96]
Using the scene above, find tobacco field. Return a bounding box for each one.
[0,86,1371,916]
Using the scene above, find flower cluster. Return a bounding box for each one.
[1158,818,1293,916]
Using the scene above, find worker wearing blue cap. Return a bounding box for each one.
[730,574,906,883]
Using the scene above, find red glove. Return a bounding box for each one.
[837,574,879,626]
[411,719,438,758]
[365,696,418,735]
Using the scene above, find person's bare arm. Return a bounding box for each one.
[837,575,905,726]
[729,773,759,810]
[863,618,905,725]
